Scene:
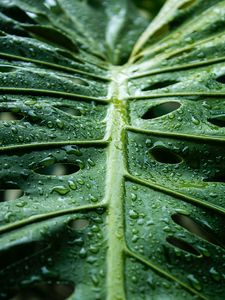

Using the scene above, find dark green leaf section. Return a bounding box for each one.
[130,0,225,63]
[125,182,225,299]
[0,66,107,96]
[0,0,148,65]
[0,1,225,300]
[0,212,107,300]
[127,132,225,209]
[125,257,196,300]
[0,96,107,146]
[0,34,107,77]
[129,98,225,137]
[0,147,106,225]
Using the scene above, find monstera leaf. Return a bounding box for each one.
[0,0,225,299]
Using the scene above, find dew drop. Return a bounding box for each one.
[79,247,87,258]
[87,158,95,166]
[129,209,139,219]
[209,267,221,281]
[131,193,137,201]
[64,145,82,156]
[142,102,180,119]
[52,185,70,195]
[68,180,77,190]
[56,118,64,129]
[77,179,84,185]
[187,274,201,291]
[89,195,98,202]
[191,116,200,125]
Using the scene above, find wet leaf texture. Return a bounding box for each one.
[0,0,225,299]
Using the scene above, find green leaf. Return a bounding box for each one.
[0,0,225,299]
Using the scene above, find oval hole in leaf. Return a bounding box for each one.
[2,6,36,24]
[142,80,178,91]
[142,102,181,119]
[0,241,46,270]
[59,75,88,86]
[179,0,196,10]
[171,213,222,247]
[68,219,89,231]
[10,282,75,300]
[56,106,82,116]
[0,182,24,202]
[208,115,225,127]
[70,77,89,86]
[0,65,16,72]
[24,25,78,53]
[0,111,23,121]
[149,147,183,164]
[150,23,169,40]
[34,163,80,176]
[216,74,225,84]
[56,49,84,64]
[166,236,201,256]
[204,174,225,183]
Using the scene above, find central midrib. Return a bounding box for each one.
[105,67,129,300]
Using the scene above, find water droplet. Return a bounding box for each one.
[39,156,55,167]
[132,185,138,191]
[209,192,218,198]
[132,235,139,242]
[86,255,97,264]
[89,194,98,202]
[129,209,139,219]
[68,180,77,190]
[187,274,201,290]
[47,121,53,128]
[209,267,221,281]
[196,246,210,257]
[64,145,82,156]
[77,179,84,185]
[56,118,64,129]
[89,245,99,254]
[91,274,99,286]
[87,158,95,166]
[68,237,84,246]
[131,193,137,201]
[16,200,27,207]
[79,247,87,258]
[162,226,172,233]
[91,225,100,232]
[191,116,200,125]
[52,185,70,195]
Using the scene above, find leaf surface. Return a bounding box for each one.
[0,0,225,299]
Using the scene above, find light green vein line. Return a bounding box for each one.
[125,173,225,215]
[130,2,225,64]
[0,140,108,152]
[126,126,225,143]
[125,247,208,300]
[126,92,225,100]
[130,56,225,79]
[0,87,109,102]
[130,0,190,58]
[105,68,128,300]
[0,202,107,235]
[135,25,225,60]
[0,52,110,81]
